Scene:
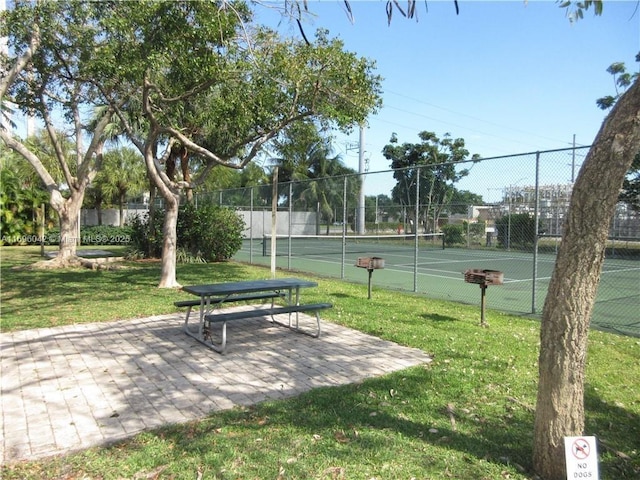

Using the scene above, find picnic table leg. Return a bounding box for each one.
[294,286,301,329]
[197,297,206,339]
[183,305,193,332]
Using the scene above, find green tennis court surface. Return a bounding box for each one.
[236,236,639,337]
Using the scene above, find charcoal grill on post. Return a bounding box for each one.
[463,269,504,327]
[356,257,385,299]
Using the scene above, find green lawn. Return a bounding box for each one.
[1,246,639,479]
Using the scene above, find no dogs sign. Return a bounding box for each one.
[564,436,599,479]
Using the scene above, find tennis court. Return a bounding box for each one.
[236,234,640,337]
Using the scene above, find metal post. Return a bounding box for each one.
[507,187,511,252]
[414,171,420,292]
[249,187,254,264]
[288,182,293,270]
[531,152,541,314]
[341,176,347,279]
[270,167,278,278]
[480,284,488,327]
[357,124,366,234]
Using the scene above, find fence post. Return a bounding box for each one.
[531,151,541,314]
[341,176,347,279]
[249,187,254,264]
[288,182,293,270]
[414,170,420,293]
[270,167,278,278]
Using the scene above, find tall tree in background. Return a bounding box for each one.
[383,131,478,234]
[268,121,357,232]
[303,149,356,234]
[94,147,146,227]
[0,143,53,242]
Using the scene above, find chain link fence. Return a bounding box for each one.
[196,147,640,337]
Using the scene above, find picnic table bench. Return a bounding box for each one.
[174,291,285,323]
[178,278,332,354]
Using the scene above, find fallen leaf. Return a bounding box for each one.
[322,466,345,479]
[334,430,349,443]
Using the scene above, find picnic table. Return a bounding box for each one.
[178,278,332,354]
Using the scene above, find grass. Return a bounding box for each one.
[1,246,639,479]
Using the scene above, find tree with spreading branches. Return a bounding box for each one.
[1,1,382,286]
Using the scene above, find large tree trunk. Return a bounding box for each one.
[144,141,182,289]
[533,78,640,480]
[57,202,80,260]
[42,189,86,264]
[158,194,180,288]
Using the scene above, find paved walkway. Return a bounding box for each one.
[1,307,432,464]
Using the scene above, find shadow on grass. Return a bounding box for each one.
[584,385,640,478]
[420,312,460,322]
[327,292,356,299]
[0,258,252,329]
[150,373,640,478]
[154,368,537,477]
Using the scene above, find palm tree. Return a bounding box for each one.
[96,147,146,227]
[267,121,358,231]
[299,151,357,234]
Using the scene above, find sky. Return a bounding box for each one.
[255,1,640,199]
[5,1,638,202]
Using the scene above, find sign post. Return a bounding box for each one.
[564,436,599,479]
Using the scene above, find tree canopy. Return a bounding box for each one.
[382,131,479,233]
[1,0,383,286]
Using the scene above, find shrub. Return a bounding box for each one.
[178,203,245,262]
[495,213,542,249]
[129,203,245,262]
[441,224,465,246]
[127,211,163,258]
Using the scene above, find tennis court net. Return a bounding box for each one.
[261,233,445,257]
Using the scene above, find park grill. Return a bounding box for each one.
[463,269,504,326]
[356,257,385,299]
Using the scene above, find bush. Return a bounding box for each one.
[495,213,542,249]
[441,224,465,246]
[129,203,245,262]
[178,203,245,262]
[127,211,164,258]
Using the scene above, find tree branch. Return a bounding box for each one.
[0,25,40,99]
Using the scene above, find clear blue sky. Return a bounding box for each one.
[256,1,639,199]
